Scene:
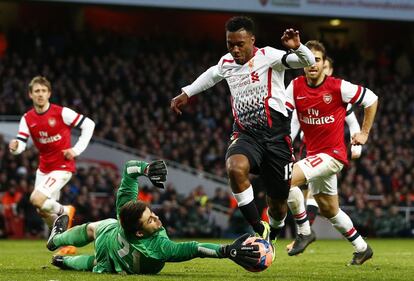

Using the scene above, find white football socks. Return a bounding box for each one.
[41,198,65,215]
[288,186,311,235]
[329,209,367,252]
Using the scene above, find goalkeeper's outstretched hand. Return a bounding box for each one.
[221,233,260,268]
[147,160,168,189]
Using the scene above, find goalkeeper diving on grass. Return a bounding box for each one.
[46,160,264,274]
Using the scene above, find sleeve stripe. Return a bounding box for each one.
[285,101,294,110]
[18,131,29,138]
[282,53,291,69]
[221,59,234,66]
[17,137,28,143]
[70,114,81,127]
[75,116,86,129]
[349,86,362,104]
[346,108,354,116]
[355,88,366,106]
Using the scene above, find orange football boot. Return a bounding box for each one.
[65,205,76,229]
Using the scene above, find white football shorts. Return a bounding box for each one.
[296,153,344,195]
[35,169,73,200]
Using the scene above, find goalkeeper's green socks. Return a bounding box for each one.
[63,255,95,271]
[53,223,92,247]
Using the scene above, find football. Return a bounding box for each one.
[242,237,273,272]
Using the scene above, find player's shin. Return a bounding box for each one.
[232,186,263,235]
[287,186,311,235]
[41,198,65,215]
[329,209,367,252]
[306,198,319,226]
[57,255,95,271]
[267,210,286,241]
[53,223,93,248]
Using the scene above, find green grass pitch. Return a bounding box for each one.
[0,238,413,281]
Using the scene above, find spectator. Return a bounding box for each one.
[1,180,23,238]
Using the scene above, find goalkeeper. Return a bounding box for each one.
[46,160,260,274]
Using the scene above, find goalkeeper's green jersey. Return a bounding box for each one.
[92,161,221,274]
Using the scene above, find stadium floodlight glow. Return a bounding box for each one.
[329,19,342,26]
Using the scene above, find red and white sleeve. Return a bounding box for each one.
[340,80,378,108]
[12,116,30,154]
[62,107,95,156]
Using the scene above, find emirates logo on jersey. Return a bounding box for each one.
[323,93,333,104]
[48,117,56,127]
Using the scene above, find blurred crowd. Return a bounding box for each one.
[0,27,413,238]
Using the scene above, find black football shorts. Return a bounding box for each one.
[226,131,293,200]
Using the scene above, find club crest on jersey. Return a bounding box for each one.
[250,71,260,83]
[48,117,56,127]
[323,93,333,104]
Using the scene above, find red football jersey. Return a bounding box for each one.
[286,76,366,165]
[18,104,81,173]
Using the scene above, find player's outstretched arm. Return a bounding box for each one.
[152,233,260,268]
[172,65,224,115]
[116,160,168,215]
[116,160,149,216]
[280,29,315,68]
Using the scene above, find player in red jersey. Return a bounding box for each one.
[285,41,378,265]
[285,56,363,253]
[9,76,95,254]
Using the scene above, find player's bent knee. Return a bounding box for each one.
[226,158,249,179]
[87,222,99,239]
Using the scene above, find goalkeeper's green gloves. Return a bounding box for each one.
[221,233,260,268]
[145,160,168,189]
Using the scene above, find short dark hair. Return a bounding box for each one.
[225,16,255,34]
[119,200,148,235]
[305,40,327,60]
[29,76,52,92]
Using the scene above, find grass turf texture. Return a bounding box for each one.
[0,239,412,281]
